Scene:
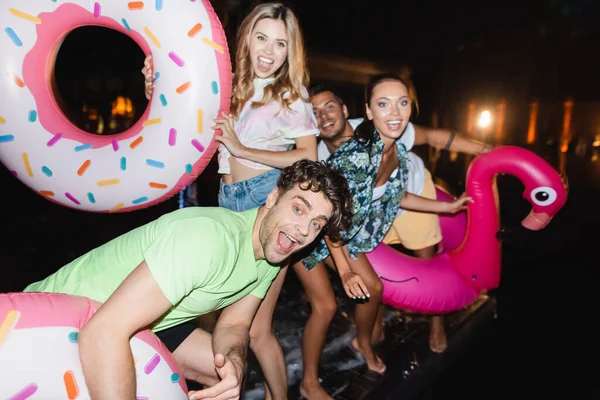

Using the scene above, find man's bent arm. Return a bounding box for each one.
[189,294,262,399]
[212,294,262,368]
[78,262,173,400]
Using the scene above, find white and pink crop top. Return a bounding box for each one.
[217,77,319,174]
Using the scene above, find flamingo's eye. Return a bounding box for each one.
[530,187,557,206]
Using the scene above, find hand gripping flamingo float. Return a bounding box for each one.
[366,146,567,314]
[435,186,468,253]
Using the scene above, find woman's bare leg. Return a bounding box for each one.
[249,266,289,400]
[293,260,337,400]
[413,245,447,353]
[371,303,386,344]
[346,253,386,374]
[428,315,447,353]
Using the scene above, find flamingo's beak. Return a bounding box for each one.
[521,211,552,230]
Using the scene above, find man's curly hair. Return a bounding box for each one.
[277,159,353,242]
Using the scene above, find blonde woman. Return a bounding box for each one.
[212,4,317,211]
[144,3,318,399]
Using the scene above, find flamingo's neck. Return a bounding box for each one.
[465,170,501,247]
[451,153,506,290]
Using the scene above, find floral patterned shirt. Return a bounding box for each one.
[302,130,409,270]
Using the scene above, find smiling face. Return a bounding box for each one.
[311,91,349,140]
[249,18,288,79]
[259,184,333,264]
[365,80,412,145]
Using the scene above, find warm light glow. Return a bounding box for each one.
[593,140,600,147]
[466,103,476,133]
[527,101,539,144]
[111,96,134,117]
[478,110,492,128]
[97,115,104,134]
[561,98,573,151]
[496,100,506,143]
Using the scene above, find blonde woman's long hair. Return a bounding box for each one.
[229,3,309,118]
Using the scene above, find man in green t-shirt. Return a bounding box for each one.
[24,159,353,400]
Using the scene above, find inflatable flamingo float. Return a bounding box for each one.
[366,146,567,314]
[0,293,188,399]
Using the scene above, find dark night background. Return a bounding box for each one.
[2,0,600,398]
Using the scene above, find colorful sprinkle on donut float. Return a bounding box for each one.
[0,1,232,212]
[0,292,188,399]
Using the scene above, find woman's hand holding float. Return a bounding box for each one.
[141,54,154,100]
[443,192,473,214]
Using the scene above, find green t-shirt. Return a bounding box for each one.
[24,207,280,332]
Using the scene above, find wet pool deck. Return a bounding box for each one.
[239,265,495,400]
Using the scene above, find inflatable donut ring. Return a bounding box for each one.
[0,1,232,212]
[0,292,188,399]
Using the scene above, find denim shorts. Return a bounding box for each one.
[218,168,281,212]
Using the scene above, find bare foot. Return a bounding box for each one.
[429,316,447,353]
[299,380,332,400]
[351,337,387,374]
